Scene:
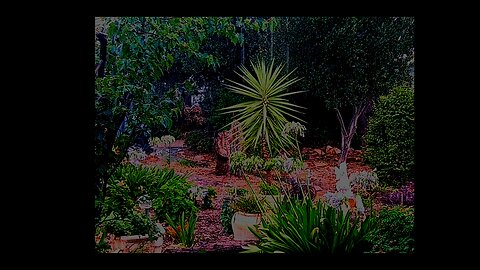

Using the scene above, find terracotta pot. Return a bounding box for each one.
[231,212,262,241]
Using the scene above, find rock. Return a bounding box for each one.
[314,149,325,156]
[326,145,341,155]
[193,155,204,163]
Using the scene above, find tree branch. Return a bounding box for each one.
[334,107,347,136]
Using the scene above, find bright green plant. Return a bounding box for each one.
[220,59,305,158]
[102,163,196,226]
[259,181,280,195]
[151,173,196,223]
[364,86,415,186]
[231,193,264,214]
[102,210,159,240]
[243,197,376,254]
[165,210,198,248]
[220,198,234,234]
[368,206,414,253]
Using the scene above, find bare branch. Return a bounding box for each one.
[334,107,347,136]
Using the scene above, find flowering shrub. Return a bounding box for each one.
[324,162,367,215]
[378,181,415,206]
[126,146,147,165]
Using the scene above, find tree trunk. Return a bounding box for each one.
[95,33,107,78]
[215,131,230,175]
[335,102,368,164]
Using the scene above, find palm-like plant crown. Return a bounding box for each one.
[220,59,305,155]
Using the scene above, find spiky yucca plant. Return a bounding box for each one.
[220,59,305,157]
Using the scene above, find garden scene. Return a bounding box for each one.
[95,17,415,254]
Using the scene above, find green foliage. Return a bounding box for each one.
[368,206,414,253]
[231,194,263,214]
[177,158,197,167]
[103,210,159,240]
[243,197,376,253]
[185,129,213,153]
[220,59,305,156]
[95,17,274,228]
[95,231,111,253]
[102,163,196,232]
[189,186,217,209]
[165,210,198,248]
[151,173,196,223]
[229,151,303,175]
[220,198,235,234]
[259,181,280,195]
[227,187,248,197]
[103,164,169,217]
[285,17,414,109]
[364,86,415,186]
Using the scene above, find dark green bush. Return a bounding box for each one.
[220,198,234,234]
[185,129,213,153]
[102,164,196,233]
[151,173,196,223]
[364,86,415,186]
[368,206,414,253]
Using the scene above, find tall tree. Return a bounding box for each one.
[287,17,414,163]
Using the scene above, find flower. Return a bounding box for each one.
[355,195,365,213]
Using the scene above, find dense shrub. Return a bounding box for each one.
[150,172,197,223]
[185,129,213,153]
[369,206,415,253]
[364,86,415,186]
[103,164,196,231]
[103,210,159,240]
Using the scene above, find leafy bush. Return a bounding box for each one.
[368,206,414,253]
[103,210,159,240]
[243,197,376,253]
[364,86,415,186]
[103,164,196,227]
[151,173,196,223]
[185,129,213,153]
[165,210,198,248]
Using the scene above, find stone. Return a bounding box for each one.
[314,149,325,156]
[326,145,341,155]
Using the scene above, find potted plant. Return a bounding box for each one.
[230,194,264,241]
